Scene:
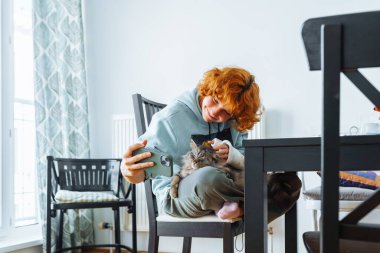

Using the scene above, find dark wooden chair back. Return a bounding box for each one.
[301,11,380,253]
[302,11,380,108]
[132,93,166,222]
[54,158,121,193]
[48,157,124,202]
[133,93,167,136]
[302,11,380,71]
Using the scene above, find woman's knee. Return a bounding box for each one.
[267,173,302,222]
[177,166,226,197]
[194,166,228,185]
[190,166,237,199]
[195,166,230,188]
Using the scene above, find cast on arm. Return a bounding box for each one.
[211,137,245,170]
[221,140,244,170]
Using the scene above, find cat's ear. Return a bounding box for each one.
[190,139,197,149]
[202,141,212,148]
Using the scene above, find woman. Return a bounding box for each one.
[121,67,301,221]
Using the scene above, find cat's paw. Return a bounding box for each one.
[170,187,178,198]
[171,175,181,185]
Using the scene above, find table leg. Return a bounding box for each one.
[285,201,298,253]
[245,147,267,253]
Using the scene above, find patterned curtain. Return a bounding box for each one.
[33,0,92,251]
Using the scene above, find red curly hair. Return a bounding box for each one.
[197,67,262,132]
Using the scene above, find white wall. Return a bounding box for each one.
[83,1,380,252]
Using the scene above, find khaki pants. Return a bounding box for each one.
[161,166,302,223]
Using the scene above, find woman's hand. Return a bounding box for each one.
[213,143,229,162]
[121,139,154,184]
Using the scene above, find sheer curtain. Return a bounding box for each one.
[33,0,92,251]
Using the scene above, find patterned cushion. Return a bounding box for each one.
[55,190,118,203]
[339,171,380,190]
[317,171,380,190]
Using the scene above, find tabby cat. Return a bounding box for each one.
[170,140,244,198]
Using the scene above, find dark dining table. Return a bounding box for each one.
[243,135,380,253]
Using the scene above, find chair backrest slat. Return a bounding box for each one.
[133,94,147,136]
[132,93,166,219]
[55,158,121,193]
[154,105,160,115]
[144,102,153,125]
[133,94,166,136]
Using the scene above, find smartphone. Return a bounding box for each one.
[132,147,173,179]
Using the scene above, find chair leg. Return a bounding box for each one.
[47,209,52,253]
[57,209,65,251]
[223,224,234,253]
[132,184,137,253]
[114,207,121,253]
[148,232,159,253]
[182,237,192,253]
[313,210,319,231]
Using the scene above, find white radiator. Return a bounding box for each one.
[112,114,149,231]
[112,113,265,232]
[248,114,265,140]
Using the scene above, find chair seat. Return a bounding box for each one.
[53,199,132,210]
[304,186,380,211]
[53,190,132,210]
[305,199,380,211]
[303,186,375,201]
[303,231,380,253]
[156,213,241,223]
[55,190,119,203]
[156,214,244,239]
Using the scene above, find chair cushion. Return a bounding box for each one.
[303,231,380,253]
[303,186,374,200]
[55,190,118,203]
[317,171,380,190]
[339,171,380,190]
[156,214,241,223]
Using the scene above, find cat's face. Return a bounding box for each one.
[187,144,218,170]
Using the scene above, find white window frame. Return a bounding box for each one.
[0,0,42,250]
[1,0,14,237]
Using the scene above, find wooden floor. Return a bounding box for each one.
[82,250,165,253]
[83,251,165,253]
[82,248,170,253]
[82,250,146,253]
[83,250,146,253]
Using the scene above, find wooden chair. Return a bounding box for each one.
[301,172,379,231]
[301,11,380,252]
[132,93,244,253]
[46,157,137,253]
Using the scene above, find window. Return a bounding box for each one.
[13,0,37,227]
[1,0,40,244]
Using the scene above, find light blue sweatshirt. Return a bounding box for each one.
[139,88,247,197]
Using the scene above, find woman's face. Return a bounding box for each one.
[200,96,233,123]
